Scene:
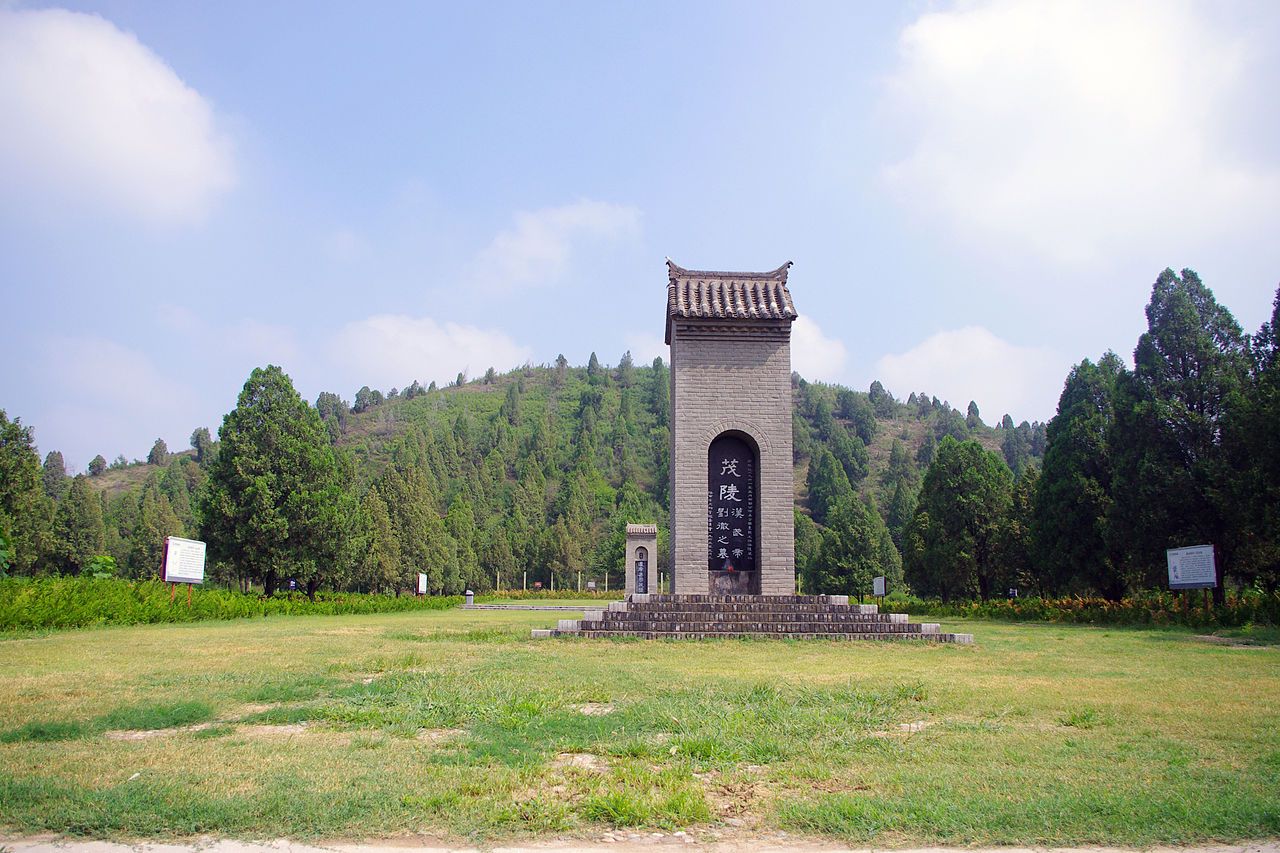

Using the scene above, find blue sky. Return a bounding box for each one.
[2,0,1278,469]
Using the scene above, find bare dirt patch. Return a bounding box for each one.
[552,752,608,771]
[238,723,310,738]
[704,777,764,826]
[415,728,465,744]
[870,720,933,737]
[1192,634,1271,648]
[576,702,615,716]
[104,723,214,740]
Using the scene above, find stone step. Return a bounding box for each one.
[580,619,936,634]
[634,593,873,611]
[566,629,973,643]
[596,610,908,624]
[618,602,883,615]
[532,594,970,644]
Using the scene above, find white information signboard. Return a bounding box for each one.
[1167,544,1216,590]
[873,576,886,597]
[417,572,428,595]
[162,536,206,585]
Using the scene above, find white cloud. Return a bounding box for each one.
[470,199,641,290]
[331,314,533,390]
[879,0,1280,264]
[791,316,848,384]
[873,326,1065,422]
[0,7,235,222]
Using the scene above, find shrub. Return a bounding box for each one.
[883,589,1279,629]
[0,576,463,631]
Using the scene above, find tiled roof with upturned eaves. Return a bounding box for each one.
[665,260,796,343]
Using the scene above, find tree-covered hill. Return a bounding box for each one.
[10,267,1271,603]
[9,352,1039,593]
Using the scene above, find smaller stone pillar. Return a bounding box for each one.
[624,524,659,596]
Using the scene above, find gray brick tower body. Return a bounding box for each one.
[666,261,796,596]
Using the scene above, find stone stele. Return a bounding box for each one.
[666,259,796,596]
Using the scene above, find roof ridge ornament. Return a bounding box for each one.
[666,259,792,282]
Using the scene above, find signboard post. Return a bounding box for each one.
[1167,545,1217,590]
[1167,544,1217,613]
[872,576,886,599]
[161,536,206,607]
[416,573,428,596]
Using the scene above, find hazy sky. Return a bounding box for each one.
[2,0,1278,469]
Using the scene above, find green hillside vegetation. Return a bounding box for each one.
[2,351,1031,597]
[2,268,1276,608]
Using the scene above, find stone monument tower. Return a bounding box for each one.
[532,260,971,642]
[666,260,796,595]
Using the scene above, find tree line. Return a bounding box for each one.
[897,270,1280,602]
[2,267,1274,603]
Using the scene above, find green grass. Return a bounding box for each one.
[94,701,214,732]
[1,609,1277,845]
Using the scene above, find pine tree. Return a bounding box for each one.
[1033,354,1125,597]
[88,455,107,477]
[794,510,823,592]
[446,495,482,590]
[0,411,52,574]
[500,382,522,427]
[201,366,360,597]
[837,388,877,444]
[999,467,1039,595]
[1001,421,1033,475]
[53,475,105,573]
[916,433,937,468]
[133,478,183,575]
[869,380,895,417]
[827,422,868,486]
[616,350,634,387]
[359,487,400,593]
[885,478,916,552]
[649,357,670,427]
[190,427,213,463]
[147,438,169,466]
[1110,269,1247,599]
[966,401,983,430]
[1223,285,1280,591]
[805,447,852,525]
[42,451,67,499]
[813,496,897,598]
[904,436,1012,601]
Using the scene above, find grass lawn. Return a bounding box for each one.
[1,608,1277,846]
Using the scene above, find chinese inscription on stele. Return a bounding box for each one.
[707,434,756,572]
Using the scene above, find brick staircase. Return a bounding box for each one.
[531,594,973,643]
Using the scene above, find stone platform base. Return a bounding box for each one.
[531,593,973,643]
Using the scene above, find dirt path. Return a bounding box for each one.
[3,836,1277,853]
